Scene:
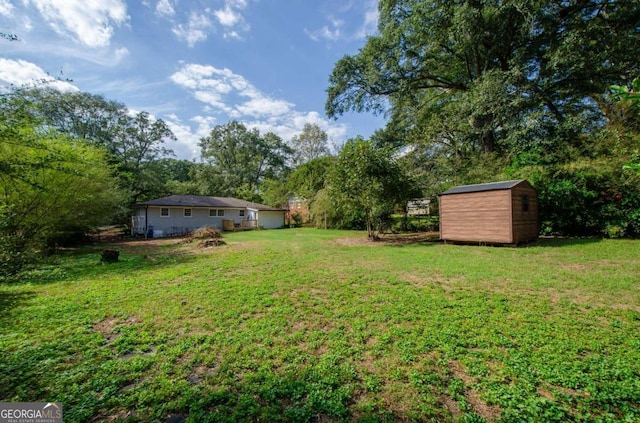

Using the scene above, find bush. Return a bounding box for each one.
[0,207,33,282]
[519,158,640,237]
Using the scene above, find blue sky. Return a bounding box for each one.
[0,0,385,159]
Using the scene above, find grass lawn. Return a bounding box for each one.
[1,229,639,422]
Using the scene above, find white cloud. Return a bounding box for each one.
[170,63,348,157]
[24,0,129,48]
[246,112,347,154]
[305,17,343,42]
[0,0,14,16]
[214,5,241,27]
[155,0,175,17]
[172,11,213,47]
[355,0,379,39]
[213,0,249,39]
[165,115,216,160]
[157,0,249,45]
[115,47,129,61]
[307,1,379,42]
[236,97,292,117]
[171,63,293,119]
[0,58,78,92]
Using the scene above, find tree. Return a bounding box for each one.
[4,87,177,205]
[112,111,176,204]
[286,156,335,200]
[328,137,418,239]
[9,87,127,150]
[198,121,292,199]
[290,123,330,166]
[326,0,640,158]
[0,94,124,278]
[611,78,640,175]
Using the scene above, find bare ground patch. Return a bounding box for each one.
[332,232,440,247]
[448,360,501,422]
[93,315,140,344]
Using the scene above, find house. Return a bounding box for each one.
[131,195,286,237]
[439,180,538,244]
[285,196,310,224]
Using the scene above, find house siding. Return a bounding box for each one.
[144,206,246,236]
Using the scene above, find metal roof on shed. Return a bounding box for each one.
[137,195,283,211]
[440,180,530,196]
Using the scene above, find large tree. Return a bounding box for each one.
[290,123,330,166]
[5,87,176,204]
[327,0,640,158]
[198,121,292,199]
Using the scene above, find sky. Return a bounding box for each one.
[0,0,386,160]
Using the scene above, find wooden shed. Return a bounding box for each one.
[439,180,538,244]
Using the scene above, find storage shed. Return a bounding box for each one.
[439,180,538,244]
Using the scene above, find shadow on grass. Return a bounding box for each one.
[378,232,441,247]
[533,237,603,248]
[0,290,35,323]
[17,239,200,286]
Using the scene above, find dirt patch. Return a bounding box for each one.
[93,315,139,344]
[448,360,501,422]
[186,365,218,385]
[378,232,440,245]
[95,409,137,422]
[332,232,440,247]
[438,392,463,419]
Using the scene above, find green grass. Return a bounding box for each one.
[1,229,639,422]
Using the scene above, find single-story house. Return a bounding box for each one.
[132,195,286,237]
[439,180,538,244]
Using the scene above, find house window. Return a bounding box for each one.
[160,208,169,217]
[522,195,530,212]
[217,209,225,217]
[184,208,192,217]
[209,209,216,217]
[239,210,245,217]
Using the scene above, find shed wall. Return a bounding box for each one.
[510,185,539,243]
[440,190,514,243]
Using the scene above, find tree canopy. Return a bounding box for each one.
[198,121,292,200]
[290,123,330,166]
[327,0,640,156]
[5,87,177,204]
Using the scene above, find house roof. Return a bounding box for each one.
[137,195,284,211]
[440,180,532,196]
